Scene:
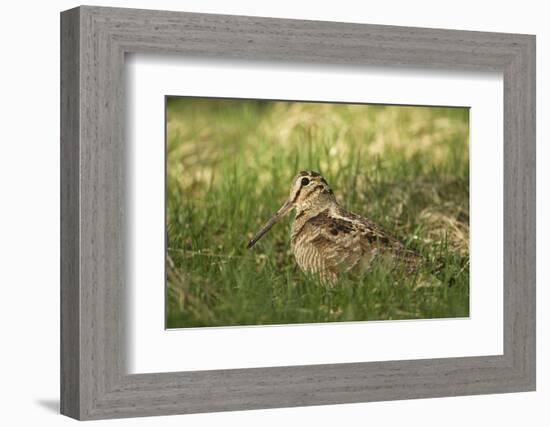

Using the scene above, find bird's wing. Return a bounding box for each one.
[331,206,423,273]
[346,210,423,272]
[297,209,372,274]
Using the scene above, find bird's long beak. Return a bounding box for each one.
[247,199,293,249]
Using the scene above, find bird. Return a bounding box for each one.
[247,170,423,284]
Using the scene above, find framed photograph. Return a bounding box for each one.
[61,5,535,420]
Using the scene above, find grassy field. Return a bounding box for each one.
[166,97,470,328]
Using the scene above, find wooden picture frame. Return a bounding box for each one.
[60,5,536,420]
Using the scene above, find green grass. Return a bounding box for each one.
[166,97,470,328]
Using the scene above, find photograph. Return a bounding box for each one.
[165,97,470,328]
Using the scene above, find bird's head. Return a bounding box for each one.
[247,171,336,249]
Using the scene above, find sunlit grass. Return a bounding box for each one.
[166,97,470,328]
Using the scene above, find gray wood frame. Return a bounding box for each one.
[60,5,536,420]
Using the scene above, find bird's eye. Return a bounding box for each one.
[301,177,310,186]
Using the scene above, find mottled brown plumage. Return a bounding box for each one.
[247,171,422,283]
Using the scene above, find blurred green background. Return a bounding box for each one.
[166,97,470,328]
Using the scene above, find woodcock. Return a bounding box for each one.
[247,171,423,283]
